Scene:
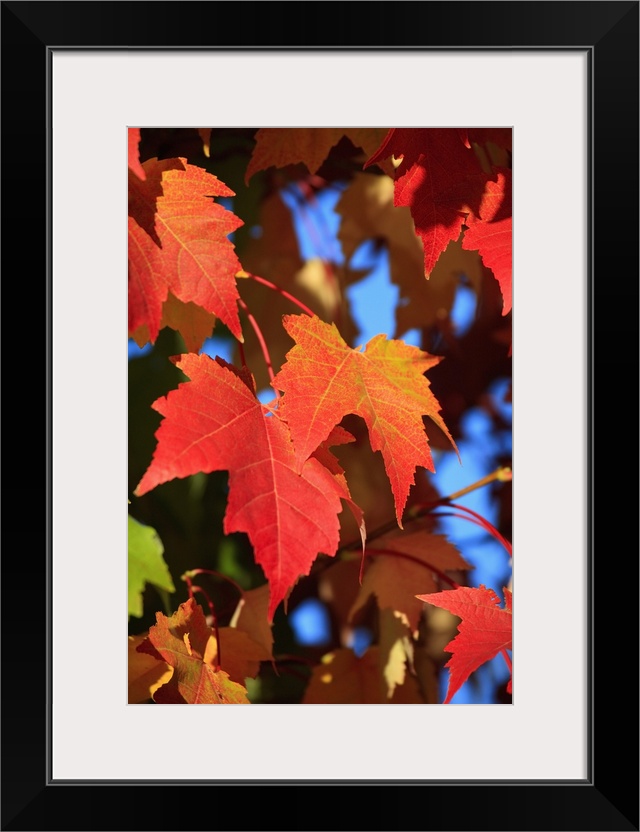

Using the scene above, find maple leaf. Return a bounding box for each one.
[128,157,244,346]
[417,585,512,703]
[128,634,172,703]
[272,314,458,525]
[209,627,272,685]
[229,584,274,660]
[365,128,489,275]
[128,514,175,618]
[462,168,512,315]
[139,599,250,703]
[349,531,472,631]
[135,354,361,621]
[128,127,146,180]
[245,127,392,184]
[302,646,423,704]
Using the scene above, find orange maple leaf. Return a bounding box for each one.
[272,314,458,525]
[128,157,244,345]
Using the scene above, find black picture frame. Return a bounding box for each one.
[2,2,638,830]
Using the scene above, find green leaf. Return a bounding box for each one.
[128,515,175,618]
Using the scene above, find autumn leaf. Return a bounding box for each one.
[237,259,360,393]
[128,515,175,618]
[365,128,489,276]
[128,127,146,180]
[128,634,173,703]
[245,127,392,183]
[378,608,414,700]
[139,599,250,703]
[417,585,512,703]
[210,627,272,685]
[350,531,472,631]
[302,646,423,704]
[135,353,362,621]
[462,169,512,315]
[128,157,244,346]
[272,314,458,525]
[229,584,274,660]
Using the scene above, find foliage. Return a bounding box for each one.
[128,126,512,705]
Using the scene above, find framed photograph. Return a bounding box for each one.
[3,2,637,830]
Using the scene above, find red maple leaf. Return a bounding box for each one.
[128,157,244,345]
[462,168,512,315]
[138,599,250,703]
[135,354,361,621]
[417,585,512,703]
[272,314,457,526]
[365,128,489,275]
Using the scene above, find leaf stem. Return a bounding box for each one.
[441,503,512,558]
[184,567,244,600]
[501,648,512,675]
[428,510,496,536]
[238,297,280,399]
[243,272,316,318]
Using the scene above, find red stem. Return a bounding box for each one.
[237,297,280,399]
[185,568,244,600]
[237,340,247,369]
[429,510,493,535]
[501,648,512,675]
[246,273,316,318]
[446,502,512,558]
[416,499,512,559]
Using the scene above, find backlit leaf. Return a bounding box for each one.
[140,599,250,703]
[365,128,489,275]
[128,634,173,703]
[135,354,362,620]
[272,314,457,525]
[462,169,512,315]
[417,585,512,702]
[128,157,244,345]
